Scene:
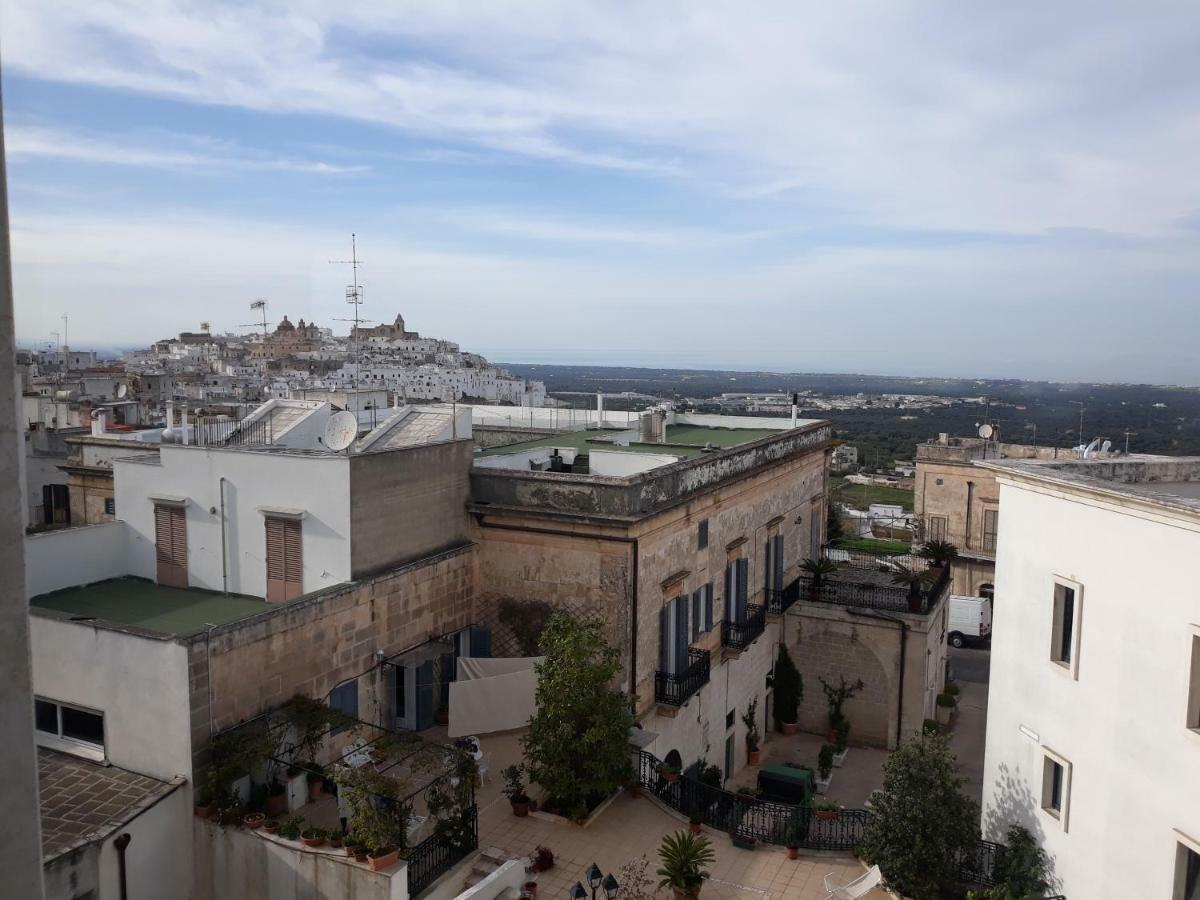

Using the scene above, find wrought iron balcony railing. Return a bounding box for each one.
[654,648,711,707]
[721,604,766,651]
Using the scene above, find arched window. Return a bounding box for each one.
[979,583,994,601]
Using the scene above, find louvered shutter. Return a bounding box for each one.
[736,558,749,622]
[155,504,187,588]
[704,583,714,631]
[724,564,733,622]
[660,605,671,673]
[266,517,303,602]
[773,534,784,590]
[674,595,689,672]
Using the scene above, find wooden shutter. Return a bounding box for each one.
[154,504,188,588]
[265,516,303,602]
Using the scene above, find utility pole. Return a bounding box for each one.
[1069,401,1084,445]
[1123,430,1137,455]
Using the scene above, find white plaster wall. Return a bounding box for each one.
[29,617,192,781]
[193,820,405,900]
[96,784,192,900]
[589,450,681,476]
[115,445,352,598]
[645,623,781,781]
[981,480,1200,900]
[24,522,131,599]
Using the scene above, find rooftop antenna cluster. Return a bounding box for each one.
[330,233,369,405]
[242,299,269,342]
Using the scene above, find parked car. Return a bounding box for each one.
[947,595,992,648]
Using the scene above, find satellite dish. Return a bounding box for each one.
[324,410,358,452]
[117,384,128,399]
[978,424,994,440]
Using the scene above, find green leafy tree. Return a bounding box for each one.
[985,825,1050,899]
[858,733,980,899]
[771,644,802,731]
[522,613,634,817]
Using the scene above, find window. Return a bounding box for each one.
[725,557,749,622]
[690,583,714,641]
[1175,839,1200,900]
[927,515,947,543]
[698,519,709,550]
[154,502,188,588]
[982,508,999,553]
[659,594,690,674]
[725,709,735,729]
[329,680,358,733]
[764,533,784,592]
[1188,634,1200,733]
[265,515,303,602]
[1051,580,1082,676]
[35,698,105,753]
[1040,750,1071,828]
[104,497,115,516]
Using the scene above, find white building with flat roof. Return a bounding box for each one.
[978,456,1200,900]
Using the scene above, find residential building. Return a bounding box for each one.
[831,443,858,472]
[978,456,1200,900]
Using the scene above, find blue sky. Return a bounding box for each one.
[4,2,1200,383]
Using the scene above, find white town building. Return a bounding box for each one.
[979,456,1200,900]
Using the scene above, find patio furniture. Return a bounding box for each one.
[822,865,882,899]
[477,751,490,785]
[343,739,374,769]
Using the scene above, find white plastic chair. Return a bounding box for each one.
[822,864,882,899]
[476,752,490,785]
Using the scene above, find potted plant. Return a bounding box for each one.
[832,718,850,767]
[891,566,932,613]
[656,831,715,900]
[918,540,958,575]
[815,745,834,795]
[922,717,941,735]
[742,698,761,766]
[305,763,326,801]
[689,812,703,835]
[523,880,539,897]
[819,676,864,742]
[529,845,555,873]
[936,690,956,725]
[731,830,756,850]
[812,800,840,821]
[328,832,343,849]
[699,764,722,788]
[771,645,802,736]
[193,790,216,820]
[800,557,838,596]
[278,815,304,841]
[659,762,681,784]
[503,764,532,817]
[347,839,368,862]
[784,820,802,860]
[262,819,279,834]
[243,812,266,829]
[301,826,327,848]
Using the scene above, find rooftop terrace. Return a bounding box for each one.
[479,423,785,460]
[30,577,276,637]
[981,456,1200,515]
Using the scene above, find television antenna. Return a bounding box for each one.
[329,233,366,393]
[323,409,358,453]
[241,299,269,342]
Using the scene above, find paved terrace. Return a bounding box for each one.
[30,576,276,637]
[479,424,787,460]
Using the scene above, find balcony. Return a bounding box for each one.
[721,603,766,651]
[654,648,711,707]
[793,560,950,615]
[765,583,799,615]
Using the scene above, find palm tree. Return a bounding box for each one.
[800,557,838,584]
[656,831,715,899]
[891,566,932,612]
[918,540,959,568]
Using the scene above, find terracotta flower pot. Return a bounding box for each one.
[264,793,288,818]
[262,821,279,834]
[814,810,838,821]
[780,722,798,736]
[435,709,450,726]
[747,750,761,766]
[301,834,326,848]
[243,813,266,829]
[308,780,324,801]
[523,882,539,896]
[662,771,679,783]
[350,846,368,862]
[367,848,400,871]
[511,799,530,818]
[194,803,215,820]
[786,847,798,860]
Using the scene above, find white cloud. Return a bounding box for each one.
[6,124,367,174]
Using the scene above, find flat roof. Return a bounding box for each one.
[479,423,784,460]
[981,456,1200,516]
[31,577,276,636]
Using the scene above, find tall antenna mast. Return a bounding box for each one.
[329,233,365,397]
[249,298,268,341]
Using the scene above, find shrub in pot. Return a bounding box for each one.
[820,676,864,741]
[918,540,959,572]
[742,698,762,765]
[503,764,532,817]
[689,812,703,835]
[771,645,802,735]
[784,820,802,860]
[529,845,555,873]
[658,762,681,783]
[301,827,327,848]
[243,812,266,829]
[812,800,840,821]
[656,830,715,900]
[264,777,288,818]
[818,745,834,782]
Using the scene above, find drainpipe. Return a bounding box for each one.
[181,403,190,445]
[114,832,131,900]
[596,392,604,427]
[474,516,640,706]
[219,477,228,594]
[846,609,907,749]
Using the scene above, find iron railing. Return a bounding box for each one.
[194,415,276,447]
[767,580,800,614]
[636,750,867,851]
[824,545,918,572]
[655,649,711,707]
[721,604,766,651]
[793,564,950,615]
[763,587,784,614]
[406,805,479,897]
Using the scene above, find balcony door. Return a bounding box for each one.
[725,558,749,623]
[154,503,188,588]
[265,516,303,602]
[659,595,689,675]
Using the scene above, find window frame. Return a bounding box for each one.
[1173,830,1200,900]
[981,507,999,553]
[1187,629,1200,736]
[1039,747,1072,831]
[1050,577,1083,679]
[328,679,359,734]
[697,519,709,550]
[34,696,106,760]
[927,514,948,543]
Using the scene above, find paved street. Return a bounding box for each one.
[949,644,991,683]
[947,646,990,804]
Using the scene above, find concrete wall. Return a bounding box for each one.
[788,596,946,750]
[116,445,352,598]
[981,477,1200,900]
[472,426,566,449]
[94,784,192,900]
[349,440,472,578]
[43,845,99,900]
[193,819,404,900]
[29,615,193,781]
[189,544,475,753]
[24,522,131,599]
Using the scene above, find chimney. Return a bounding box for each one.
[91,409,106,437]
[166,401,175,429]
[181,404,190,445]
[596,392,604,426]
[791,392,799,427]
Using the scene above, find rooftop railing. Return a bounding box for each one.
[793,563,950,615]
[194,415,276,447]
[654,648,711,707]
[722,604,766,651]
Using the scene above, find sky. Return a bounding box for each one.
[3,2,1200,383]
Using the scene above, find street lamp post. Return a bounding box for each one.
[570,863,619,900]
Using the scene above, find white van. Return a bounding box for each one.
[947,595,992,648]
